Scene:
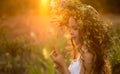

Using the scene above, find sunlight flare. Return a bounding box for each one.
[41,0,48,5]
[39,0,49,15]
[43,48,48,59]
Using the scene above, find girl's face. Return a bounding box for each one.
[69,17,83,45]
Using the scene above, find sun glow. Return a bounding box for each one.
[35,0,57,43]
[40,0,49,16]
[41,0,48,5]
[50,0,55,7]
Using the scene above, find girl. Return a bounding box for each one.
[50,0,111,74]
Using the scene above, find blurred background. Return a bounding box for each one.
[0,0,120,74]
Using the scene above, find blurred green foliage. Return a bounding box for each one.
[109,25,120,74]
[0,16,66,74]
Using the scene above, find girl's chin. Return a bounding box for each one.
[73,39,77,44]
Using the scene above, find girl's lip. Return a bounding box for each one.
[71,36,75,39]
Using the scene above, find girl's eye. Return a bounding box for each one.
[73,27,78,30]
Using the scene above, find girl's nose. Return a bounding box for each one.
[70,30,74,35]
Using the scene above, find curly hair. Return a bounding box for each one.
[50,0,112,74]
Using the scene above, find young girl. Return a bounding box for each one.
[50,0,111,74]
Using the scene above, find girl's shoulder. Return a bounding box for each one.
[83,51,94,64]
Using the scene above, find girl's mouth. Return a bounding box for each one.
[71,36,75,39]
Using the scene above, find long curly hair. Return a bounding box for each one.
[50,0,112,74]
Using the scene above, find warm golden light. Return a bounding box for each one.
[43,48,48,59]
[35,0,57,42]
[49,27,56,36]
[41,0,48,5]
[64,33,71,39]
[50,0,55,7]
[39,0,49,16]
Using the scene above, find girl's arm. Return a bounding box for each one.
[80,51,94,74]
[62,65,70,74]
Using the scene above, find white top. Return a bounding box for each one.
[68,60,81,74]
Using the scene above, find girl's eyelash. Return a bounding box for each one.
[73,27,78,30]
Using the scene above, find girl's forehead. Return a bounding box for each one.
[69,17,78,27]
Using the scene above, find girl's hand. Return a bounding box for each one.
[50,46,67,73]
